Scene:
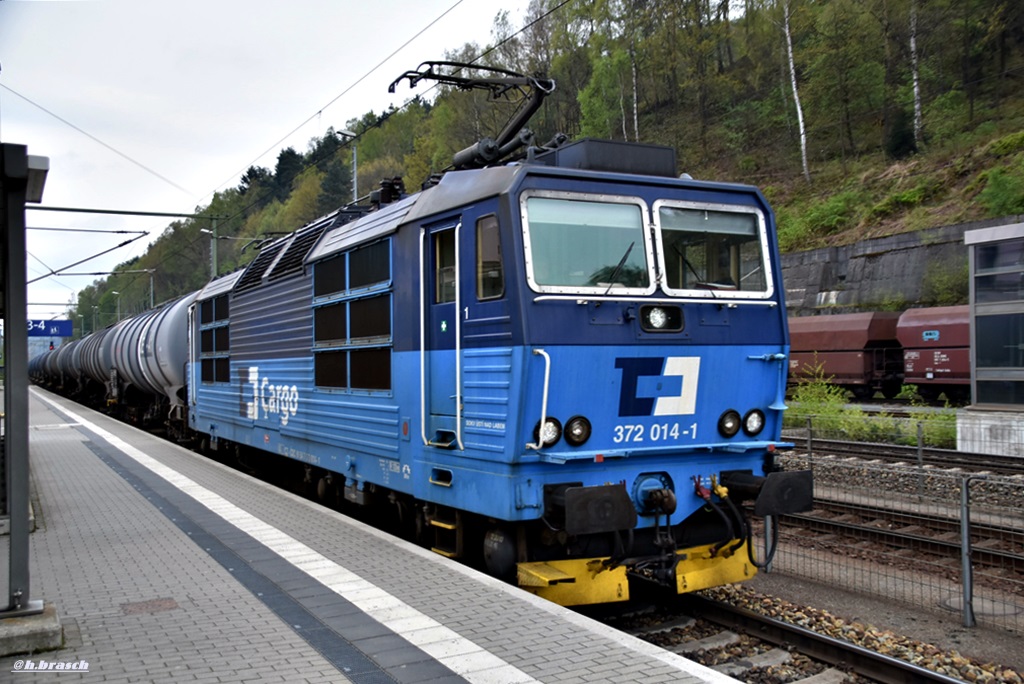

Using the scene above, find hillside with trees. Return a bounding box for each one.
[71,0,1024,330]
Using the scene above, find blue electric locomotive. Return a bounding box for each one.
[34,64,812,606]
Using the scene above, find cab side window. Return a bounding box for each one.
[476,215,504,300]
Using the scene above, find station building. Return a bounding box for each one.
[959,222,1024,456]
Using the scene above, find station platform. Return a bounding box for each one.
[1,388,738,683]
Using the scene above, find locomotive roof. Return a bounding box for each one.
[300,139,762,267]
[306,157,703,266]
[305,194,418,263]
[195,270,243,302]
[306,167,520,264]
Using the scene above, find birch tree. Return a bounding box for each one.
[910,0,923,147]
[782,0,812,182]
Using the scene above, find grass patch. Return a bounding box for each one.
[785,370,958,448]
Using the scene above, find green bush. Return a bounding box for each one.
[893,386,959,448]
[778,191,864,249]
[869,179,941,219]
[923,90,969,143]
[785,375,958,448]
[784,360,854,436]
[806,191,864,234]
[921,258,969,306]
[776,207,811,252]
[984,130,1024,158]
[980,166,1024,216]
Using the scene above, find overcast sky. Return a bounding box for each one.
[0,0,529,324]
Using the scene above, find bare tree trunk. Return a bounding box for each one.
[620,82,629,141]
[783,0,812,183]
[718,0,735,69]
[631,47,640,141]
[910,0,923,147]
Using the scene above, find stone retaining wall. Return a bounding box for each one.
[779,215,1024,315]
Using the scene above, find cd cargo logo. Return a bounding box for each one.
[615,356,701,417]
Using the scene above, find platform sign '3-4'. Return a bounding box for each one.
[28,319,73,337]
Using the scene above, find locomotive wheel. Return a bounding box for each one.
[316,475,335,503]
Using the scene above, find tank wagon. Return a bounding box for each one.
[787,305,971,403]
[31,63,812,606]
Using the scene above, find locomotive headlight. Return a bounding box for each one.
[564,415,592,446]
[742,409,766,437]
[717,410,741,438]
[640,305,683,332]
[647,306,668,329]
[533,417,563,447]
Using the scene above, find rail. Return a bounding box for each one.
[784,435,1024,475]
[773,451,1024,634]
[682,594,969,684]
[781,500,1024,573]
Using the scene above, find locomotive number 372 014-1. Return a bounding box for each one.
[612,422,697,443]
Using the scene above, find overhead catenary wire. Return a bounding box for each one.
[27,233,149,285]
[44,1,577,318]
[203,0,486,205]
[0,82,193,196]
[213,0,578,230]
[29,226,149,234]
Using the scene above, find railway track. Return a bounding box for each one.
[609,595,970,683]
[780,499,1024,574]
[781,436,1024,475]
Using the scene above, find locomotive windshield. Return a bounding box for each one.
[522,194,655,295]
[522,192,772,299]
[655,203,770,297]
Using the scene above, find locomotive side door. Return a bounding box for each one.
[422,221,462,448]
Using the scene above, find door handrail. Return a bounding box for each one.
[420,228,428,445]
[525,348,551,450]
[454,221,464,450]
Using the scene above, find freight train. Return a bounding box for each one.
[788,305,971,404]
[30,63,812,606]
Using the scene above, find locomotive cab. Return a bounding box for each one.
[401,138,813,604]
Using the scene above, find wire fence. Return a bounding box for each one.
[766,413,1024,635]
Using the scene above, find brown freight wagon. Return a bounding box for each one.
[788,312,903,399]
[896,305,971,404]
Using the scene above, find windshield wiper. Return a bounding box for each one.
[674,243,716,298]
[603,241,635,296]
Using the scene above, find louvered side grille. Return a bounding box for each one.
[234,242,285,294]
[268,222,331,282]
